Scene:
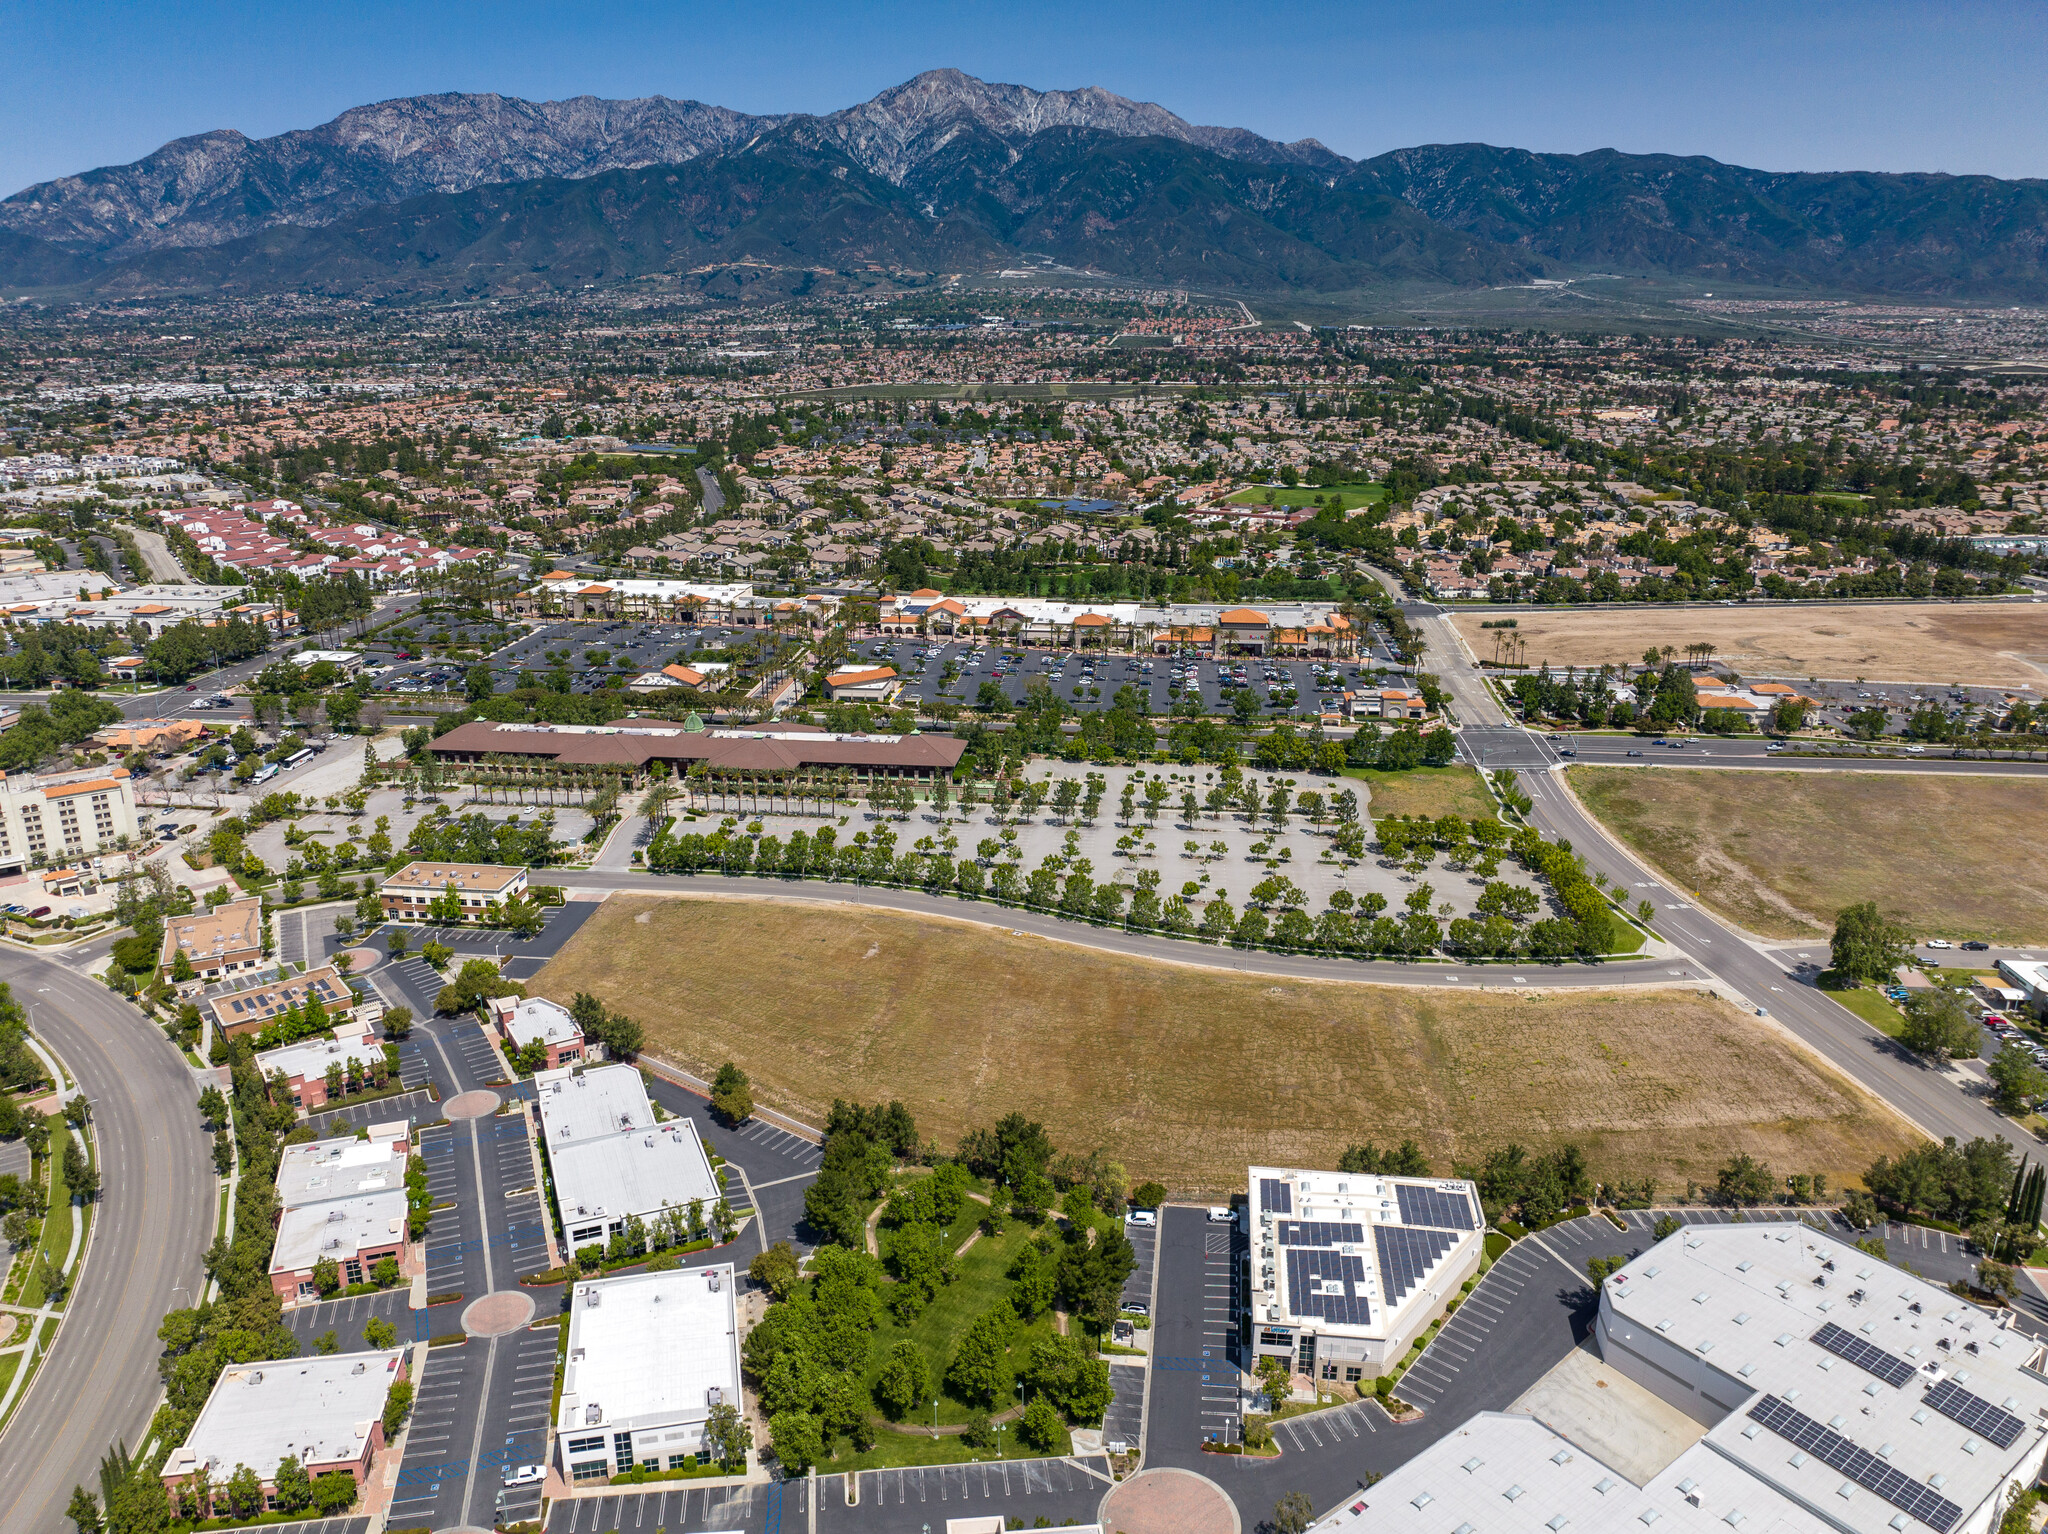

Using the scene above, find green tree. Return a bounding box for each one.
[221,1463,264,1521]
[1273,1492,1316,1534]
[1021,1332,1112,1424]
[1989,1042,2048,1115]
[768,1409,824,1473]
[313,1329,340,1355]
[1899,988,1984,1064]
[874,1338,929,1420]
[465,664,494,702]
[1715,1153,1775,1207]
[382,1379,415,1437]
[749,1240,802,1300]
[364,1315,398,1349]
[1019,1393,1064,1452]
[272,1455,312,1514]
[1830,902,1911,986]
[945,1300,1020,1406]
[65,1486,102,1534]
[712,1062,754,1126]
[705,1400,752,1468]
[310,1471,357,1515]
[311,1256,340,1297]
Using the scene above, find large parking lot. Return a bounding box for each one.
[845,637,1408,718]
[367,618,767,698]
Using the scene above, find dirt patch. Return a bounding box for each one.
[462,1290,536,1337]
[443,1089,500,1121]
[1570,766,2048,944]
[532,895,1918,1197]
[1452,603,2048,686]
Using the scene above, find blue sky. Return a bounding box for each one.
[4,0,2044,197]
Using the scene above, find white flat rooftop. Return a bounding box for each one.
[536,1064,719,1228]
[270,1189,407,1274]
[1312,1412,1815,1534]
[162,1350,406,1481]
[558,1265,740,1437]
[254,1026,383,1088]
[275,1132,407,1211]
[1248,1164,1485,1342]
[503,996,580,1050]
[1606,1222,2048,1534]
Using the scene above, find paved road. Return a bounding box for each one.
[0,951,212,1534]
[1376,580,2037,1150]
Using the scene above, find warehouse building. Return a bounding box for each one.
[1317,1221,2048,1534]
[161,1349,409,1515]
[1246,1164,1486,1381]
[534,1064,721,1250]
[555,1265,742,1483]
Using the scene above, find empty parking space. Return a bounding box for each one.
[479,1326,564,1526]
[285,1286,416,1352]
[387,1343,478,1530]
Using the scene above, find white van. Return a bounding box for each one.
[1206,1206,1233,1224]
[1125,1208,1157,1227]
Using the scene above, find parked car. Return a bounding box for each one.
[1925,939,1953,950]
[1963,941,1991,951]
[502,1464,545,1486]
[1125,1209,1157,1227]
[1206,1206,1233,1223]
[1121,1300,1149,1317]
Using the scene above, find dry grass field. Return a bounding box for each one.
[1451,603,2048,686]
[1569,767,2048,943]
[535,894,1918,1197]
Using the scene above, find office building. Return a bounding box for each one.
[275,1125,409,1212]
[1247,1164,1486,1380]
[487,994,592,1071]
[268,1190,407,1301]
[534,1064,721,1250]
[556,1265,741,1482]
[161,1350,409,1515]
[161,896,267,984]
[378,860,529,921]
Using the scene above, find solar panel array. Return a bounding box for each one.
[1395,1184,1477,1231]
[1810,1321,1917,1388]
[1278,1220,1365,1247]
[1923,1378,2025,1450]
[1375,1225,1459,1303]
[1258,1178,1293,1214]
[1284,1248,1370,1325]
[1745,1396,1961,1534]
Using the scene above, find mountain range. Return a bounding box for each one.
[3,69,2045,302]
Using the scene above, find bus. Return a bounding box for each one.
[283,748,315,770]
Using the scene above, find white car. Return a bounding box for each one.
[1125,1208,1158,1227]
[502,1464,546,1486]
[1206,1206,1234,1224]
[1925,939,1953,950]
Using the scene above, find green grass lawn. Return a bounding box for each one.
[1226,482,1386,511]
[826,1418,1069,1472]
[862,1222,1059,1428]
[20,1124,74,1309]
[1823,984,1905,1037]
[1343,765,1497,822]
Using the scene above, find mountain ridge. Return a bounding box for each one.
[3,70,2046,302]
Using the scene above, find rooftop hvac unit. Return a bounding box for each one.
[585,1402,602,1425]
[644,1135,654,1147]
[327,1207,347,1221]
[351,1362,366,1374]
[587,1289,601,1308]
[707,1385,724,1407]
[250,1371,264,1384]
[707,1269,723,1292]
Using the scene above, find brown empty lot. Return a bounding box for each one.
[1452,603,2048,686]
[535,894,1917,1197]
[1570,766,2048,943]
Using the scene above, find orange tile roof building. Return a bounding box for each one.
[161,896,267,984]
[0,768,140,875]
